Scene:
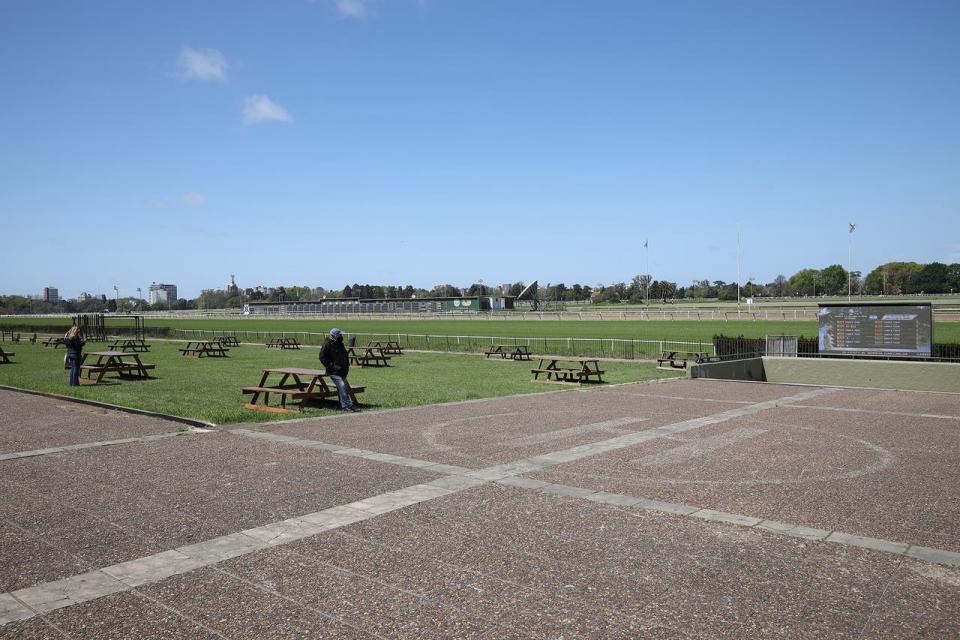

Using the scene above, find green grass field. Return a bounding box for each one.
[0,340,682,425]
[4,316,959,343]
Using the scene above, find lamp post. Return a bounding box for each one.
[848,223,856,301]
[113,285,119,313]
[644,239,650,305]
[736,225,742,317]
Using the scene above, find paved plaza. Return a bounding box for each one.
[0,378,958,638]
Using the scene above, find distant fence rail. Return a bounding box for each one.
[168,329,712,361]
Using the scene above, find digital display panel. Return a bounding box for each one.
[818,303,933,357]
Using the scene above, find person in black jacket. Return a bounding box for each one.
[63,325,86,386]
[319,328,359,412]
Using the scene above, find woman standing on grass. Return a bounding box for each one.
[63,325,85,386]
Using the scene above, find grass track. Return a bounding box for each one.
[4,317,958,343]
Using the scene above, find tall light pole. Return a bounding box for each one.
[644,239,650,305]
[848,223,856,301]
[736,225,742,317]
[113,285,119,313]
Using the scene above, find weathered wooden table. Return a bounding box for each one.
[365,340,403,355]
[108,338,151,352]
[179,340,229,357]
[242,367,365,413]
[348,346,391,367]
[485,345,533,361]
[531,358,605,384]
[266,337,301,350]
[78,351,155,384]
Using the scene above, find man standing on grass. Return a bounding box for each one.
[319,328,360,413]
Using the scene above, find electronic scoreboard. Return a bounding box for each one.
[818,303,933,357]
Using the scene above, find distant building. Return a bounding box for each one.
[43,287,59,303]
[243,296,514,316]
[226,274,239,297]
[148,282,178,304]
[77,292,93,302]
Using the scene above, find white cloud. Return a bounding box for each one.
[242,95,293,125]
[335,0,374,18]
[182,192,207,206]
[176,46,228,81]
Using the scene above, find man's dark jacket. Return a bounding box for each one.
[319,336,349,377]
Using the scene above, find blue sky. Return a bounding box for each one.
[1,0,958,298]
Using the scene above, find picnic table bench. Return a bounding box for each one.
[179,340,229,358]
[531,358,605,385]
[42,336,65,348]
[0,346,14,364]
[484,345,533,361]
[108,338,151,352]
[266,337,301,350]
[365,340,403,355]
[242,367,366,414]
[348,346,391,367]
[217,336,240,347]
[657,351,709,369]
[77,351,155,384]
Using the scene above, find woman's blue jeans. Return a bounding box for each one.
[329,375,353,409]
[67,353,81,386]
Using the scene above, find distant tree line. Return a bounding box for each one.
[2,261,957,314]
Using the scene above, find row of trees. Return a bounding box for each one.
[3,261,957,314]
[547,261,960,303]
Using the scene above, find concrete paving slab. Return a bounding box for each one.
[40,591,220,639]
[140,568,377,638]
[0,390,182,454]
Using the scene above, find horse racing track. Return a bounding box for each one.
[1,378,958,638]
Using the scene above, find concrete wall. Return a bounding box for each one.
[689,358,766,382]
[761,357,960,393]
[690,356,960,393]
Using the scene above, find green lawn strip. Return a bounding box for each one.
[0,341,682,426]
[4,317,956,343]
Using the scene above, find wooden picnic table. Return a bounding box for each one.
[242,367,366,414]
[78,351,155,384]
[348,346,391,368]
[484,345,533,361]
[657,351,709,370]
[266,337,301,350]
[0,346,14,364]
[42,336,65,348]
[179,340,229,358]
[531,358,605,385]
[217,336,240,347]
[365,340,403,355]
[108,338,151,352]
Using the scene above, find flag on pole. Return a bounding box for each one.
[849,223,856,233]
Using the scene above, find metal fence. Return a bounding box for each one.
[168,328,712,361]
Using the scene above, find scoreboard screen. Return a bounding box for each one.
[818,303,933,357]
